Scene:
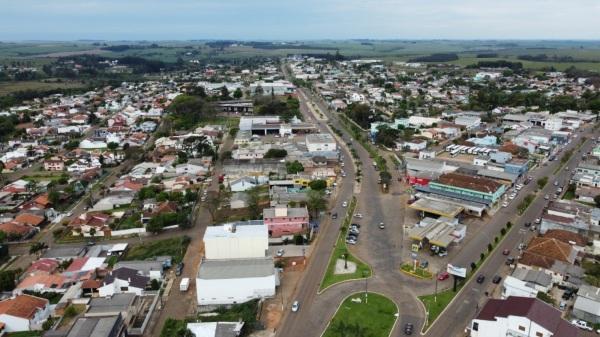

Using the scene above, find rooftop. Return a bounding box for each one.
[86,293,136,315]
[197,257,274,280]
[204,221,267,240]
[66,315,122,337]
[435,172,503,194]
[0,294,48,319]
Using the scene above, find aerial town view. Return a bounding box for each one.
[0,2,600,337]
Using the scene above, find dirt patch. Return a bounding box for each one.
[282,256,307,272]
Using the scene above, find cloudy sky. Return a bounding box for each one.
[1,0,599,40]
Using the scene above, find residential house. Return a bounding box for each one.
[517,236,580,284]
[186,321,244,337]
[113,261,164,280]
[69,212,112,237]
[229,177,258,192]
[43,158,65,171]
[98,267,150,297]
[501,269,552,299]
[573,284,600,324]
[0,295,50,333]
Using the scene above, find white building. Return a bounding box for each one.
[203,222,268,260]
[305,133,337,152]
[187,321,244,337]
[196,257,277,306]
[98,267,149,297]
[455,116,481,130]
[501,269,552,299]
[573,284,600,324]
[470,296,577,337]
[544,117,563,131]
[249,80,296,96]
[0,295,50,332]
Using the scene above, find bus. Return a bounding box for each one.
[450,149,460,157]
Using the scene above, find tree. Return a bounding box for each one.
[306,190,327,219]
[233,88,243,99]
[264,149,287,159]
[379,171,392,186]
[247,187,262,219]
[374,125,401,148]
[29,242,48,255]
[0,270,16,291]
[107,142,119,152]
[286,160,304,174]
[0,231,6,243]
[220,86,230,99]
[48,190,60,205]
[89,227,96,239]
[64,140,80,150]
[146,218,164,234]
[308,179,327,191]
[595,194,600,208]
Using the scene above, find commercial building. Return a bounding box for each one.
[501,269,552,299]
[426,172,506,205]
[263,206,309,238]
[305,133,337,152]
[573,284,600,324]
[196,257,277,306]
[203,222,268,260]
[470,296,578,337]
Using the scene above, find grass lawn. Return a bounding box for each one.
[116,212,143,230]
[400,263,433,279]
[320,197,372,291]
[322,292,397,337]
[419,289,460,330]
[562,190,576,200]
[124,236,190,264]
[6,332,42,337]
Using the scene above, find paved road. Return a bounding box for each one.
[427,127,598,337]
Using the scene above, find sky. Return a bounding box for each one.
[1,0,600,41]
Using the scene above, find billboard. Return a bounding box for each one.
[447,263,467,278]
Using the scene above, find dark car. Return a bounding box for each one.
[492,275,502,284]
[476,274,485,284]
[404,323,413,335]
[176,263,184,276]
[506,257,515,265]
[420,260,429,269]
[524,222,531,227]
[502,249,510,255]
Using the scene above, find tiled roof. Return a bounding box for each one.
[543,229,587,246]
[0,295,48,319]
[520,237,576,269]
[15,213,45,226]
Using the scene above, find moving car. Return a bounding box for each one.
[354,213,363,218]
[379,222,385,229]
[492,275,502,284]
[291,301,300,312]
[502,249,510,255]
[276,249,285,257]
[506,257,515,265]
[331,213,338,219]
[404,323,414,335]
[476,274,485,284]
[437,271,450,281]
[346,238,357,245]
[342,201,348,207]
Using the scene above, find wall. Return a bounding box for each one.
[0,314,30,332]
[196,275,276,306]
[204,236,268,260]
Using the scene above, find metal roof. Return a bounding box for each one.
[198,257,274,280]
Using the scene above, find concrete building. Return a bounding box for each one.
[187,321,244,337]
[573,284,600,324]
[427,172,506,205]
[203,222,268,260]
[540,200,600,238]
[305,133,337,152]
[470,296,578,337]
[455,116,481,130]
[196,257,277,306]
[64,314,125,337]
[263,206,309,238]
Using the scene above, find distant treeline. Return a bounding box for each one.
[467,60,523,70]
[55,55,169,74]
[408,53,459,62]
[476,53,498,58]
[517,54,599,63]
[287,52,345,61]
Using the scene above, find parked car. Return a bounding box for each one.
[291,301,300,312]
[559,301,567,311]
[342,201,348,207]
[176,263,184,276]
[502,249,510,255]
[476,274,485,284]
[331,213,338,219]
[524,222,531,227]
[492,275,502,284]
[437,271,450,281]
[420,260,429,269]
[502,202,509,208]
[544,194,549,200]
[506,257,515,265]
[354,213,363,218]
[535,218,541,224]
[404,323,413,335]
[346,238,357,245]
[438,251,448,257]
[571,319,592,331]
[276,249,285,257]
[349,228,360,235]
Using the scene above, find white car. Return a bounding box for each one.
[291,301,300,312]
[342,201,348,207]
[508,194,516,200]
[502,202,509,208]
[276,249,284,257]
[571,319,592,331]
[354,213,363,218]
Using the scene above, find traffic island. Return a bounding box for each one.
[322,292,397,337]
[319,197,372,292]
[400,263,433,279]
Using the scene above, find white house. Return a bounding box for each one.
[470,296,577,337]
[229,177,258,192]
[204,222,268,260]
[98,267,149,297]
[544,117,563,131]
[398,139,427,152]
[175,163,208,176]
[196,257,277,306]
[455,116,481,130]
[305,133,337,152]
[0,295,50,332]
[501,269,552,299]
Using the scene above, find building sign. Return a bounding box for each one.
[447,263,467,278]
[411,244,420,252]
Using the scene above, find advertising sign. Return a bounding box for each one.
[447,263,467,278]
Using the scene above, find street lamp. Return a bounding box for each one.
[363,270,369,304]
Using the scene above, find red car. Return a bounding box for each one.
[437,271,449,281]
[502,249,510,255]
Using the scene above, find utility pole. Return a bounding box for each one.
[434,270,438,303]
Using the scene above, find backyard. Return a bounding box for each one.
[322,292,397,337]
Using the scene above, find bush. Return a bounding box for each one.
[480,253,485,261]
[487,243,493,252]
[494,236,499,243]
[506,222,512,229]
[500,228,507,236]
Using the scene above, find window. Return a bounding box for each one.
[536,332,543,337]
[518,325,526,331]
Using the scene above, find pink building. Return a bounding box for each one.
[262,206,309,238]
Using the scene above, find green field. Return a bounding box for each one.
[323,292,397,337]
[0,79,88,95]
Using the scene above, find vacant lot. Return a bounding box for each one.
[124,236,190,264]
